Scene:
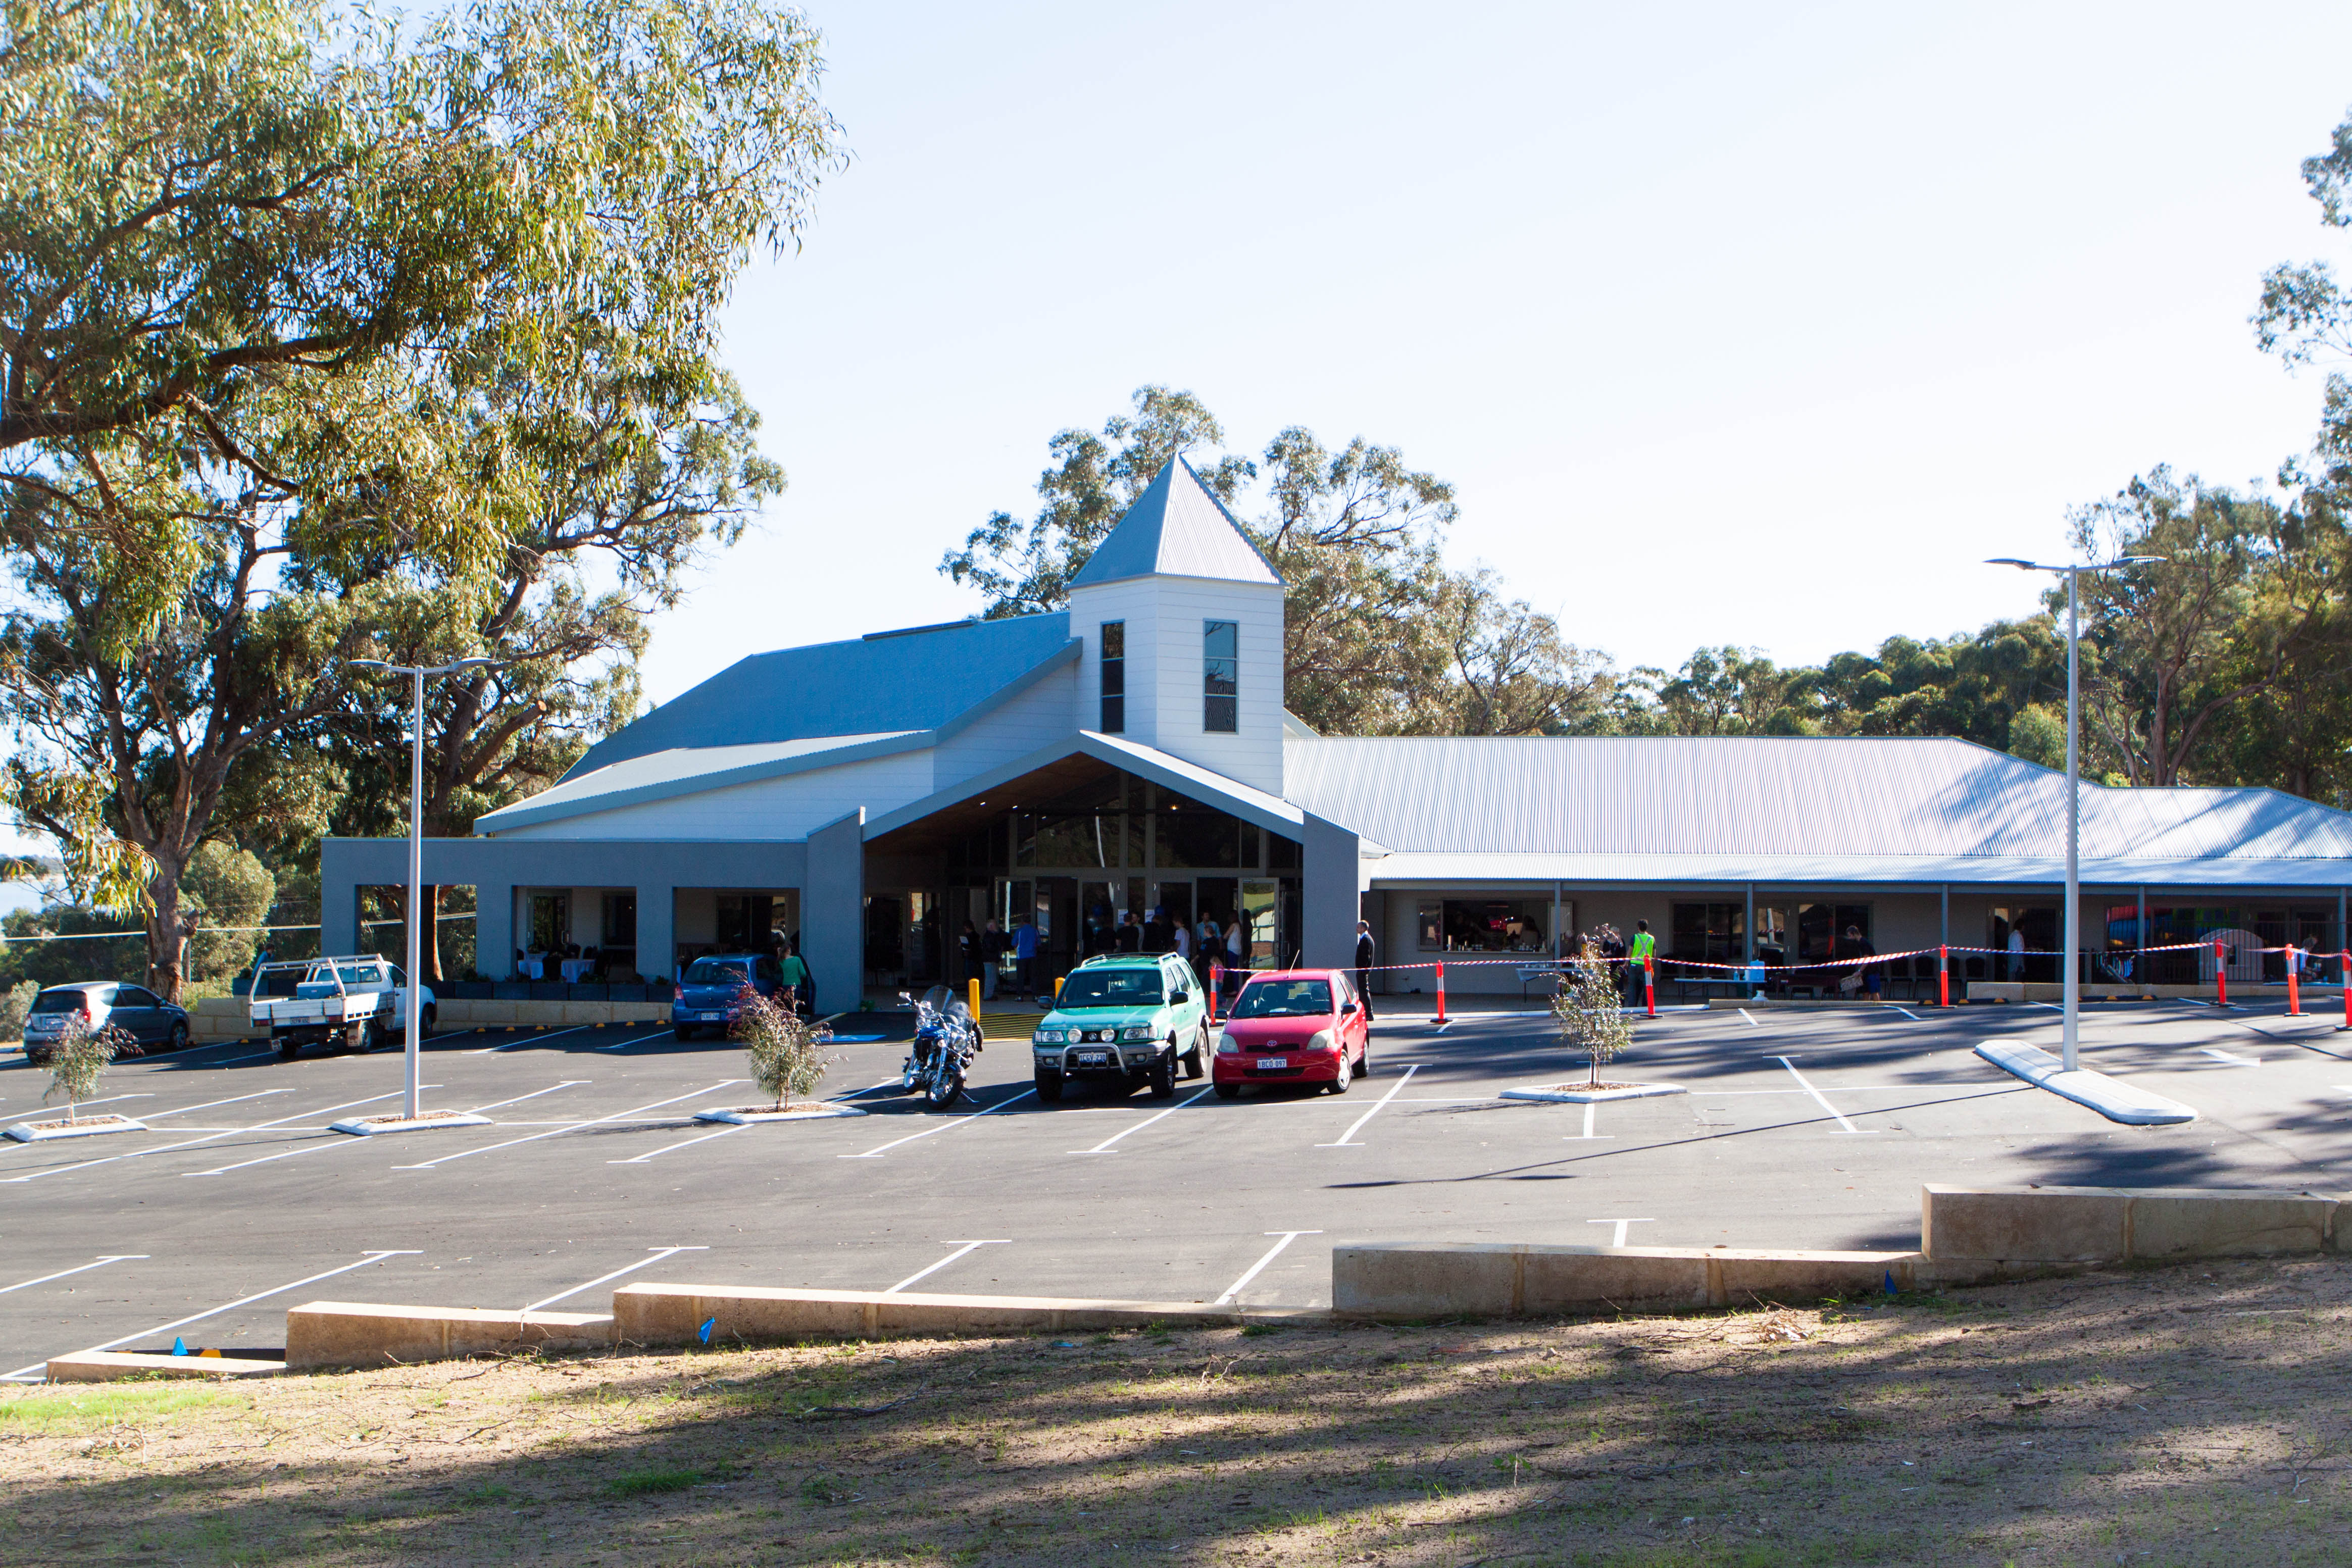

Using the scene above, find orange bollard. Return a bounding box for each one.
[2215,940,2228,1008]
[2342,950,2350,1032]
[1434,962,1447,1026]
[1644,955,1656,1019]
[1209,960,1222,1024]
[2288,946,2303,1016]
[1938,945,1950,1007]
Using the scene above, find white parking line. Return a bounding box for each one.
[1892,1007,1922,1022]
[469,1081,594,1114]
[0,1255,147,1296]
[0,1249,419,1382]
[1070,1085,1216,1153]
[1737,1009,1761,1028]
[140,1088,293,1119]
[841,1088,1036,1159]
[596,1030,683,1052]
[0,1089,430,1183]
[469,1026,599,1055]
[521,1245,708,1313]
[608,1125,745,1164]
[884,1239,1010,1294]
[1317,1064,1421,1147]
[1214,1231,1321,1305]
[391,1081,743,1169]
[1565,1101,1613,1141]
[2200,1047,2261,1067]
[1588,1217,1657,1247]
[185,1091,569,1176]
[1774,1055,1871,1134]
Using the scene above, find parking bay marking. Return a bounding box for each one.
[841,1088,1038,1159]
[1772,1056,1874,1135]
[885,1240,1010,1295]
[392,1081,744,1169]
[469,1025,600,1055]
[0,1089,434,1184]
[0,1249,419,1383]
[184,1082,598,1178]
[1317,1064,1423,1148]
[597,1029,687,1052]
[140,1088,294,1120]
[521,1245,709,1313]
[1567,1101,1613,1141]
[1588,1218,1657,1247]
[1070,1085,1217,1153]
[610,1125,745,1165]
[1215,1231,1322,1305]
[0,1256,147,1296]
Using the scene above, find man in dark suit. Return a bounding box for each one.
[1355,920,1376,1021]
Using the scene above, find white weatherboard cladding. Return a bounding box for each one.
[932,663,1078,788]
[1072,576,1282,796]
[492,748,936,841]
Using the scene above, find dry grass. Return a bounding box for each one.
[4,1257,2351,1565]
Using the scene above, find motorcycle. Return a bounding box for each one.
[898,985,982,1109]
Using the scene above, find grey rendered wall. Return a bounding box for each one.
[319,837,809,980]
[804,811,865,1011]
[1300,812,1362,971]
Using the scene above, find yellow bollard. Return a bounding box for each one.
[968,977,982,1019]
[1053,976,1064,1001]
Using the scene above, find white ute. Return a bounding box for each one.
[248,956,434,1060]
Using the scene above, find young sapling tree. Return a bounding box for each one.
[1553,926,1636,1088]
[43,1013,141,1124]
[731,986,835,1110]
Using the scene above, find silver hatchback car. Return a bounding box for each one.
[21,982,190,1066]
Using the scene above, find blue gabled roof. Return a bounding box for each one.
[567,613,1078,779]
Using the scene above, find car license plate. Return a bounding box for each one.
[698,1011,726,1022]
[288,1008,321,1023]
[1077,1051,1109,1067]
[1256,1057,1287,1070]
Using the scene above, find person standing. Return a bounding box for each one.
[1117,911,1143,953]
[1012,915,1038,1003]
[979,918,1005,1002]
[777,944,815,1020]
[2008,926,2027,982]
[1354,920,1376,1021]
[1627,920,1656,1006]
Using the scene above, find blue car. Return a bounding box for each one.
[671,953,783,1040]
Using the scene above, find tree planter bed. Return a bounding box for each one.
[1499,1083,1687,1104]
[694,1103,869,1124]
[327,1109,495,1136]
[5,1113,147,1142]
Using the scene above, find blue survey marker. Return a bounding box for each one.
[171,1337,187,1356]
[698,1317,715,1345]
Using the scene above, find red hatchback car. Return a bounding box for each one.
[1212,969,1371,1098]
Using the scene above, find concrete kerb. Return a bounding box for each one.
[1921,1183,2344,1267]
[1331,1242,1919,1318]
[284,1302,618,1370]
[611,1284,1324,1345]
[47,1350,287,1382]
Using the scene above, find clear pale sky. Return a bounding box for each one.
[657,0,2352,705]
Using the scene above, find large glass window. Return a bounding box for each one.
[1204,620,1238,732]
[1796,902,1872,962]
[1415,898,1550,953]
[1670,903,1746,964]
[1099,621,1125,733]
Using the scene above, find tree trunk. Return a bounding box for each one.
[420,883,444,984]
[144,866,198,1003]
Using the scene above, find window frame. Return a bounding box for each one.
[1203,619,1238,733]
[1098,620,1125,734]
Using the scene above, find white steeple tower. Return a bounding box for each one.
[1066,459,1287,794]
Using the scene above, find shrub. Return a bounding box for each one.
[43,1012,141,1122]
[0,980,36,1043]
[731,987,835,1108]
[1552,927,1635,1086]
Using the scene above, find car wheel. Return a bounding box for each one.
[1183,1023,1208,1079]
[1328,1048,1352,1095]
[672,1025,695,1042]
[276,1038,302,1061]
[166,1021,189,1053]
[1034,1070,1064,1103]
[1357,1038,1372,1078]
[1213,1082,1240,1100]
[1148,1045,1176,1099]
[421,1006,436,1040]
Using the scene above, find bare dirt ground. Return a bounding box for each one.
[4,1257,2350,1567]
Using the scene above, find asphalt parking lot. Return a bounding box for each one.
[4,995,2349,1379]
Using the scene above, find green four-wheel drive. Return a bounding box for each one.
[1030,953,1210,1102]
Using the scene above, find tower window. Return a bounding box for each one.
[1099,621,1125,733]
[1204,620,1237,733]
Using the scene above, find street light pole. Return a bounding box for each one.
[349,656,503,1121]
[1988,555,2162,1072]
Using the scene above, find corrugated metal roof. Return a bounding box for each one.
[1066,459,1283,589]
[1361,852,2352,889]
[1284,735,2352,865]
[567,615,1078,779]
[479,733,923,834]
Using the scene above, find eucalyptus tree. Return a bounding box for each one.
[0,0,840,997]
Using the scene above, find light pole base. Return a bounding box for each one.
[329,1110,494,1137]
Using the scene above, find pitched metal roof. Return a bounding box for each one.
[1283,735,2352,878]
[566,614,1079,779]
[1066,459,1283,589]
[479,733,925,835]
